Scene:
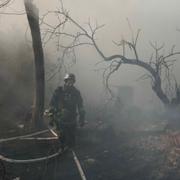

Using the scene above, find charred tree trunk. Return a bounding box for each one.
[24,0,45,129]
[152,75,170,106]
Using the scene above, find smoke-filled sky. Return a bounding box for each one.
[1,0,180,109]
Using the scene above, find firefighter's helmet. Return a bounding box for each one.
[64,73,76,83]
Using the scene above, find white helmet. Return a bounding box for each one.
[64,73,76,82]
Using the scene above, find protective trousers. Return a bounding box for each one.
[58,122,76,149]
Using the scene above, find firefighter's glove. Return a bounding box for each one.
[48,113,53,118]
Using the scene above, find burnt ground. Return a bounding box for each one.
[1,122,180,180]
[75,128,180,180]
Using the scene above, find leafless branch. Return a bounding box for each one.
[42,3,180,107]
[0,0,11,8]
[102,60,122,98]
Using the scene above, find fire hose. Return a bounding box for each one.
[0,128,87,180]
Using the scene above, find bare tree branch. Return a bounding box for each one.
[41,4,180,107]
[0,0,11,8]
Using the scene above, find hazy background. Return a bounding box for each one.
[0,0,180,127]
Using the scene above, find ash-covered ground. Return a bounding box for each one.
[1,115,180,180]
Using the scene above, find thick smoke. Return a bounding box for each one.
[0,29,62,130]
[0,32,34,128]
[1,0,180,133]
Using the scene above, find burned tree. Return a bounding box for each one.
[24,0,45,129]
[41,8,180,109]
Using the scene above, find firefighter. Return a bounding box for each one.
[49,73,85,150]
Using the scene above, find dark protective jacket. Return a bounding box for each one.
[49,86,85,126]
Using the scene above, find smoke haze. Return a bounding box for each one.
[0,0,180,128]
